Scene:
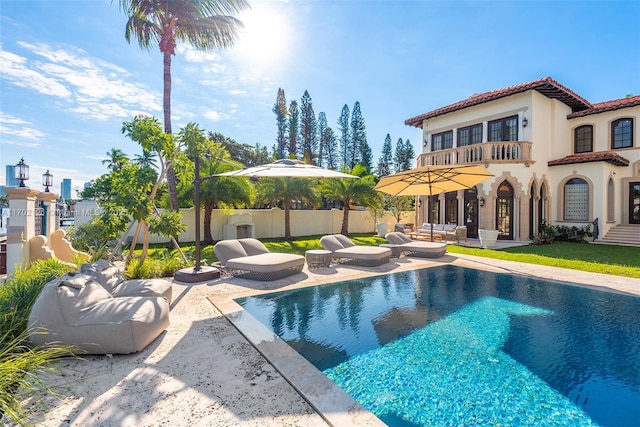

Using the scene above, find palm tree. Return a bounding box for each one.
[102,148,129,172]
[254,178,321,241]
[117,0,248,211]
[319,164,379,236]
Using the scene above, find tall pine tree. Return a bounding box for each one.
[394,137,405,172]
[287,100,300,158]
[337,104,351,169]
[349,101,367,169]
[273,88,288,159]
[317,112,328,168]
[300,90,318,164]
[323,127,339,170]
[376,133,393,177]
[403,139,415,170]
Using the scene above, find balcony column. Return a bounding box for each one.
[4,187,41,274]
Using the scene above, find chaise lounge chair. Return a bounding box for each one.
[320,234,392,267]
[385,232,447,258]
[214,238,305,281]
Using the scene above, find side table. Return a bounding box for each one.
[305,249,332,269]
[380,243,402,258]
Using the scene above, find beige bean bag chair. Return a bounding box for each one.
[214,238,304,281]
[385,232,447,258]
[79,259,172,304]
[320,234,392,267]
[28,273,170,354]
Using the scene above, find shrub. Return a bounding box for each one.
[0,260,78,426]
[124,249,187,279]
[0,259,75,342]
[533,220,593,245]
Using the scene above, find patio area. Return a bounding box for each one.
[11,252,640,427]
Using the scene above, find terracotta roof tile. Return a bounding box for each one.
[405,77,592,128]
[547,151,630,167]
[567,95,640,118]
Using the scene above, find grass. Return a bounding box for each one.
[146,234,640,279]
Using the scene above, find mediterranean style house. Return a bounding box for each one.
[405,77,640,244]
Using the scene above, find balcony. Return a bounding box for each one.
[417,141,534,167]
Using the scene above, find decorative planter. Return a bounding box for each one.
[376,223,389,237]
[478,229,500,249]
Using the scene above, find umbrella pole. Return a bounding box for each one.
[429,183,434,241]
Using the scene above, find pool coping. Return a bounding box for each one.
[208,254,640,426]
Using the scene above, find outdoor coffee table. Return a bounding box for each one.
[305,249,332,269]
[380,243,403,258]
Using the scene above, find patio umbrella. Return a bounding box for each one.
[213,159,356,179]
[374,164,494,240]
[213,159,357,239]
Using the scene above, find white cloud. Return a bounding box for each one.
[0,42,162,121]
[0,49,72,97]
[203,110,228,121]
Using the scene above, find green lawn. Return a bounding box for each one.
[168,234,640,279]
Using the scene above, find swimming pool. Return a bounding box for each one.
[236,265,640,426]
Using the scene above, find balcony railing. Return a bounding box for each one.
[417,141,534,167]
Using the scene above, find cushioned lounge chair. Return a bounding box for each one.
[320,234,392,267]
[28,273,170,354]
[385,232,447,258]
[214,238,305,281]
[80,259,173,304]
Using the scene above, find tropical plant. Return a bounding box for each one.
[101,148,129,172]
[387,194,414,223]
[254,178,320,241]
[177,124,250,244]
[318,164,379,235]
[117,0,249,211]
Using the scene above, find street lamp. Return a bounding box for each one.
[15,158,29,187]
[42,170,53,192]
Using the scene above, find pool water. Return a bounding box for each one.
[236,266,640,426]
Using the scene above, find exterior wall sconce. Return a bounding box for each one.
[418,198,422,208]
[15,158,29,187]
[423,139,428,147]
[479,197,485,208]
[42,170,53,192]
[522,117,528,127]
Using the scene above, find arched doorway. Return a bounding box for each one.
[528,183,535,240]
[444,191,458,224]
[496,181,514,240]
[463,187,478,238]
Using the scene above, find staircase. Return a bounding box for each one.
[596,224,640,246]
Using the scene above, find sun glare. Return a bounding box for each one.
[233,2,291,67]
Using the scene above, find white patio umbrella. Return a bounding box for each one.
[213,159,357,240]
[213,159,356,179]
[374,164,494,240]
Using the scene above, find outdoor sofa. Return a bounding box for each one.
[28,272,170,354]
[416,223,467,242]
[385,232,447,258]
[214,238,305,281]
[320,234,392,267]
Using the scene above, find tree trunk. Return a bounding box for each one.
[109,221,135,263]
[341,204,350,236]
[162,50,179,212]
[284,205,291,241]
[140,221,150,265]
[203,203,213,245]
[126,221,143,264]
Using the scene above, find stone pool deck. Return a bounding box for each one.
[12,251,640,427]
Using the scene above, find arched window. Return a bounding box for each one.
[612,118,633,149]
[574,125,593,153]
[564,178,589,221]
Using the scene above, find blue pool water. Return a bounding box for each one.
[236,266,640,426]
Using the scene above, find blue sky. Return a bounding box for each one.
[1,0,639,197]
